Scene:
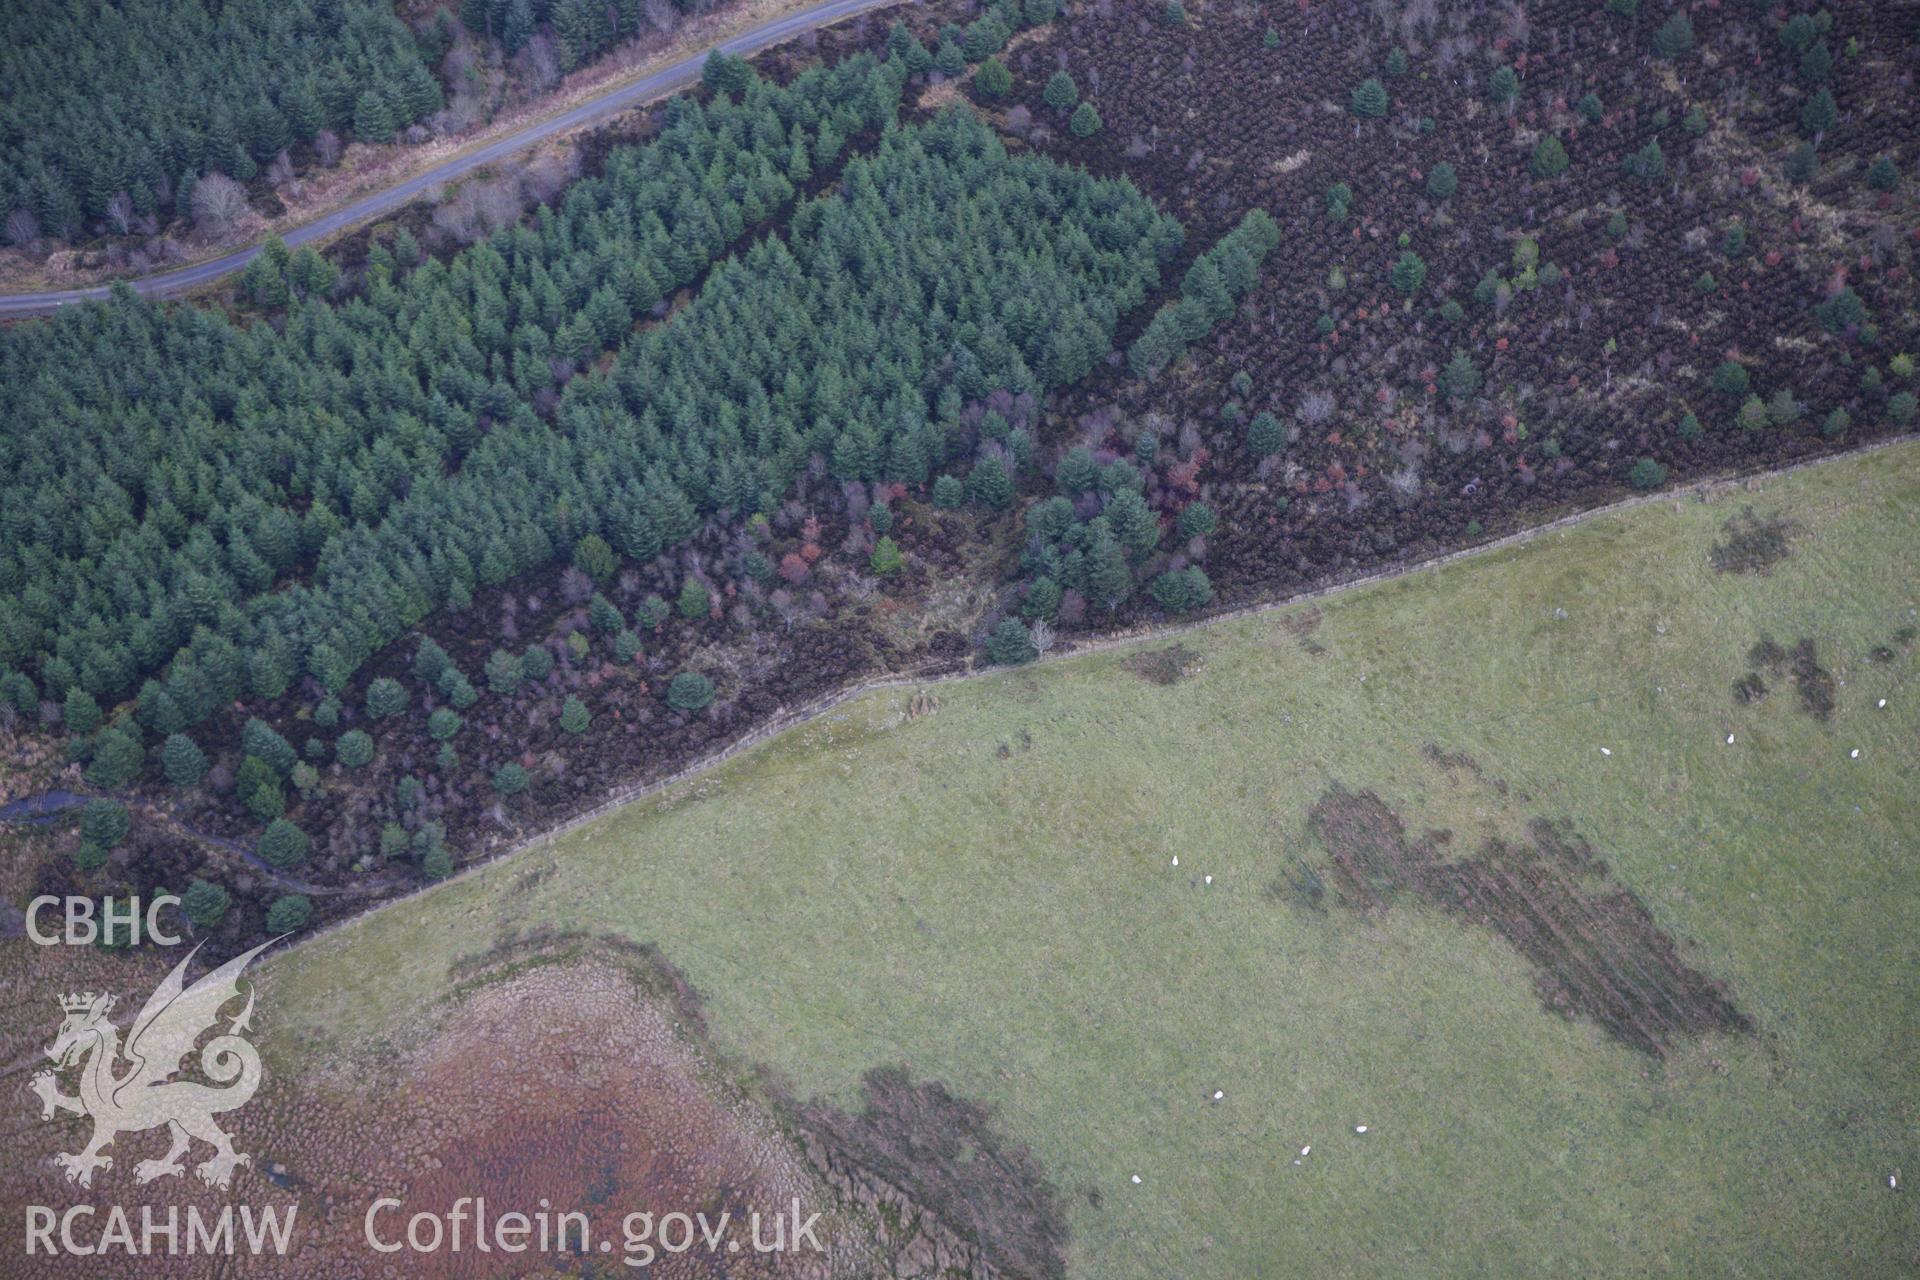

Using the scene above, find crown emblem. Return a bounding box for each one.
[60,992,111,1014]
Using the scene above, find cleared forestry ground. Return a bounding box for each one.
[267,441,1920,1278]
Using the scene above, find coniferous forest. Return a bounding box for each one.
[0,0,441,238]
[0,0,753,256]
[0,47,1176,745]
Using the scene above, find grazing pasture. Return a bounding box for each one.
[270,441,1920,1278]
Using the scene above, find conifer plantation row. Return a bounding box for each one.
[565,110,1182,523]
[0,47,1180,747]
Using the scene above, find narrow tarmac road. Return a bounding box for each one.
[0,0,902,319]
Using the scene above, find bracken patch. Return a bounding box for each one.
[1709,511,1799,576]
[1306,785,1750,1057]
[1748,635,1837,720]
[797,1066,1070,1280]
[1121,644,1200,685]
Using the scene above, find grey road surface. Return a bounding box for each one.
[0,0,902,319]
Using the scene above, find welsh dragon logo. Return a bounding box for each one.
[30,939,276,1190]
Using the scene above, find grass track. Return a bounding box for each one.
[270,441,1920,1278]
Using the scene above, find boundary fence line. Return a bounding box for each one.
[295,430,1918,951]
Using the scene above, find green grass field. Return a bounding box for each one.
[269,443,1920,1278]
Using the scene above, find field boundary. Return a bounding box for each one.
[286,430,1917,958]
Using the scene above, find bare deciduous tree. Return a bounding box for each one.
[105,192,135,236]
[432,172,529,244]
[1399,0,1440,44]
[190,172,249,238]
[5,207,41,247]
[520,149,579,206]
[558,566,595,605]
[515,33,561,92]
[430,190,477,243]
[314,130,342,167]
[1503,3,1531,47]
